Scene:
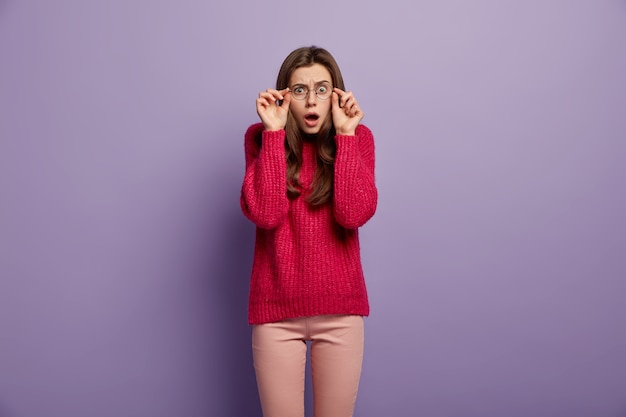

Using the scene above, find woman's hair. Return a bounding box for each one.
[276,46,346,206]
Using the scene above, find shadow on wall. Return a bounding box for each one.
[207,159,261,416]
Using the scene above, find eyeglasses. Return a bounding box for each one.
[290,83,333,100]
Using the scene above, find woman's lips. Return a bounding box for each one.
[304,113,319,128]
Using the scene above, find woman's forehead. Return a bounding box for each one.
[289,64,331,85]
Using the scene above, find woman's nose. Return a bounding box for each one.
[305,89,317,106]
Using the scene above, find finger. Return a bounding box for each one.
[257,97,271,107]
[268,88,290,101]
[280,91,292,109]
[259,92,275,102]
[277,88,290,105]
[341,90,353,98]
[342,93,356,110]
[343,95,359,115]
[340,97,355,115]
[262,89,283,103]
[267,93,279,104]
[260,92,283,105]
[342,96,355,111]
[341,91,354,107]
[333,88,345,108]
[332,91,341,108]
[346,102,359,118]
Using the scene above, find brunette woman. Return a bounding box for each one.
[241,45,377,417]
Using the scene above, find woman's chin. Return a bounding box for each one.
[298,124,321,135]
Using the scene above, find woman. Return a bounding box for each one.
[240,45,377,417]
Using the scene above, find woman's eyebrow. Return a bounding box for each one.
[291,80,331,86]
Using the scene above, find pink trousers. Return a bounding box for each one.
[252,315,364,417]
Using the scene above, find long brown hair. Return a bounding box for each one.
[277,46,346,206]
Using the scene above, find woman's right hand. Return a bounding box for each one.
[256,88,291,131]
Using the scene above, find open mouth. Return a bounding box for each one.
[304,113,319,127]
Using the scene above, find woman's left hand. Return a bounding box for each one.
[332,88,363,136]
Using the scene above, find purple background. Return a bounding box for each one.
[1,1,625,416]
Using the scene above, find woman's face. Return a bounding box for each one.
[288,63,333,135]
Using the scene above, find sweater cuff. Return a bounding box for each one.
[260,129,286,154]
[334,134,359,155]
[262,129,285,141]
[334,133,357,140]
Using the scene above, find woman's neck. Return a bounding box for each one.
[301,132,318,143]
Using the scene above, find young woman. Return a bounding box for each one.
[240,46,377,417]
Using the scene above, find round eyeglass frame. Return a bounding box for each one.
[289,83,333,100]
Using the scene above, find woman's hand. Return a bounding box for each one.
[256,88,291,131]
[332,88,363,136]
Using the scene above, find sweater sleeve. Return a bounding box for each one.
[240,123,289,229]
[333,124,378,229]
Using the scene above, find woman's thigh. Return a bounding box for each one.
[252,319,308,417]
[309,315,364,417]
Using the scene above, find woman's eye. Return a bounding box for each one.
[294,87,305,94]
[317,86,327,94]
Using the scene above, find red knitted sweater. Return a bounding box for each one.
[240,122,377,324]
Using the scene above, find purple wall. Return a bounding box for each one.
[1,1,625,416]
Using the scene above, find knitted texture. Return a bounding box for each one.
[241,123,377,324]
